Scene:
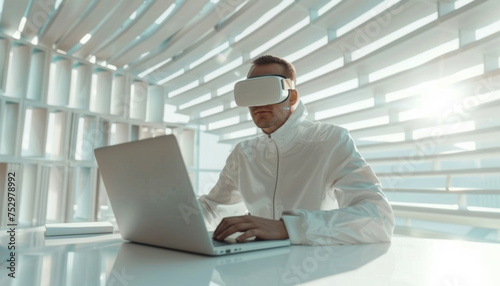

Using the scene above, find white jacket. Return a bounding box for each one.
[198,101,395,245]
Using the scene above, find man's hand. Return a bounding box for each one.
[213,215,289,242]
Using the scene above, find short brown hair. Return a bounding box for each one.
[251,55,296,83]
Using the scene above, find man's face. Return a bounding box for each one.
[247,64,293,134]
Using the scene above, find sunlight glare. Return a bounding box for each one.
[420,85,460,117]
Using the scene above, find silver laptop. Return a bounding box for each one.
[94,135,290,256]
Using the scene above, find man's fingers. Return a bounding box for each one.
[236,229,258,242]
[213,216,252,238]
[213,215,289,241]
[213,217,233,237]
[214,221,253,240]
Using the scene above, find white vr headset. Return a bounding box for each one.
[234,75,295,107]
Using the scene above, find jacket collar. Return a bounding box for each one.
[261,101,308,148]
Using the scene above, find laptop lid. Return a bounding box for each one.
[94,135,215,254]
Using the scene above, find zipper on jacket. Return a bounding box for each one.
[268,134,279,220]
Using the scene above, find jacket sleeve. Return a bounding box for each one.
[198,146,247,230]
[281,127,395,245]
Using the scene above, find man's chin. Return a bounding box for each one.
[254,121,272,129]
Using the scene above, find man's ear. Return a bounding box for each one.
[289,89,298,106]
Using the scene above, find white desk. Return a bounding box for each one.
[1,228,499,286]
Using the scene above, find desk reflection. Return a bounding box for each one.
[0,230,121,286]
[0,229,391,286]
[107,241,391,285]
[4,229,500,286]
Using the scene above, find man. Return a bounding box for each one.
[198,55,394,245]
